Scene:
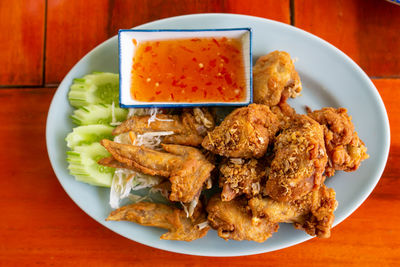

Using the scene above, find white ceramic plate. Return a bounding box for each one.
[46,14,390,257]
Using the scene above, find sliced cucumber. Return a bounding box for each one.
[68,72,119,108]
[67,142,114,187]
[66,124,114,149]
[71,103,128,125]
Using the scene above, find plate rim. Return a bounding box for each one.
[46,13,390,257]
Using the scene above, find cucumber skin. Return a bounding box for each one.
[67,142,114,187]
[71,104,128,126]
[66,124,114,149]
[68,72,119,108]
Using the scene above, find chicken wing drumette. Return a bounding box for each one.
[202,104,279,158]
[307,107,369,177]
[99,140,214,203]
[253,51,302,106]
[206,194,279,242]
[249,184,337,238]
[107,202,210,241]
[113,108,215,146]
[265,115,327,202]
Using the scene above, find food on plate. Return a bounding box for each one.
[265,114,328,202]
[65,72,128,188]
[65,49,368,243]
[68,72,119,108]
[71,103,128,126]
[219,158,266,201]
[253,51,302,106]
[66,142,114,187]
[249,184,337,238]
[206,194,279,242]
[113,108,215,146]
[201,104,279,158]
[66,124,114,149]
[130,37,247,103]
[307,107,369,177]
[100,140,215,203]
[107,201,210,241]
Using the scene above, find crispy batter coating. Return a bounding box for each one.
[98,156,131,169]
[106,202,209,241]
[253,51,302,106]
[219,158,266,201]
[113,108,215,146]
[162,144,215,203]
[270,102,297,130]
[100,140,214,203]
[202,104,279,158]
[100,139,179,176]
[206,194,279,242]
[265,115,327,202]
[249,184,337,238]
[307,107,369,176]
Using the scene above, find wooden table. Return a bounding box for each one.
[1,1,399,265]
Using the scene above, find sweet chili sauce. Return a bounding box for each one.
[130,37,246,103]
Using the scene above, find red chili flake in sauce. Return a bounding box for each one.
[179,46,194,53]
[220,55,229,63]
[209,59,216,67]
[130,37,246,103]
[212,38,220,47]
[224,74,232,85]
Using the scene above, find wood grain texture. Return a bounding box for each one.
[45,0,290,84]
[294,0,400,77]
[0,81,398,265]
[0,1,45,85]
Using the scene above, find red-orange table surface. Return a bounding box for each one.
[0,0,399,266]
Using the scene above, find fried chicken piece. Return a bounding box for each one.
[249,184,337,238]
[253,51,302,106]
[98,156,130,169]
[206,194,279,242]
[307,107,369,177]
[100,140,214,203]
[265,115,327,202]
[270,102,297,130]
[202,104,279,158]
[219,158,266,201]
[106,202,210,241]
[113,108,215,146]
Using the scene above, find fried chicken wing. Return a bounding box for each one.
[202,104,279,158]
[219,158,266,201]
[307,107,369,177]
[100,140,214,203]
[265,115,327,202]
[206,194,279,242]
[249,184,337,238]
[253,51,302,106]
[106,202,209,241]
[113,108,215,146]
